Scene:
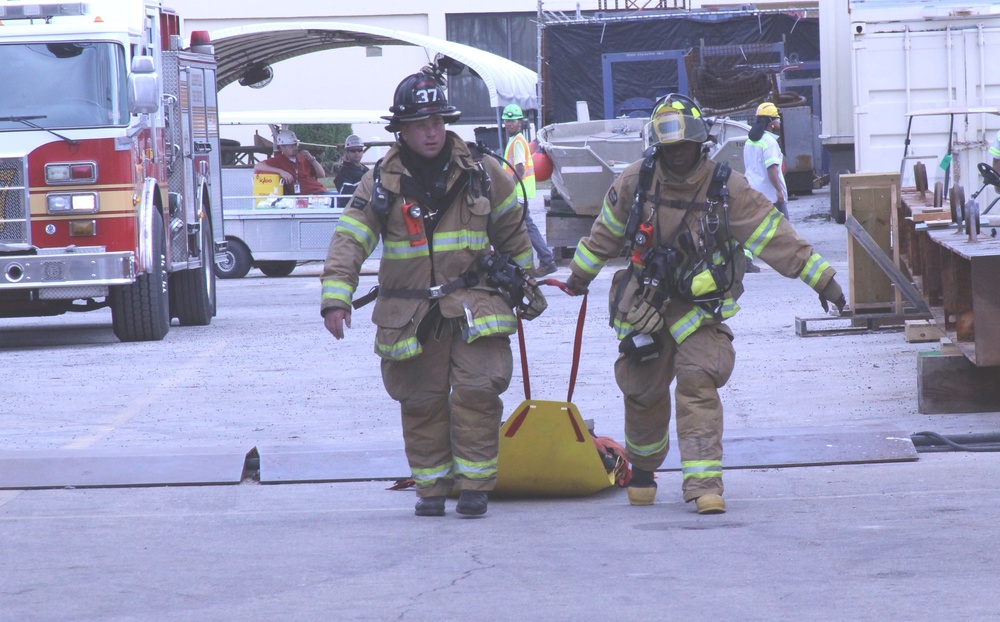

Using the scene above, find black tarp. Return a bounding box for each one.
[540,12,820,125]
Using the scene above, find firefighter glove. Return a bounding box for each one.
[565,273,590,296]
[520,280,548,321]
[625,289,665,334]
[818,277,847,315]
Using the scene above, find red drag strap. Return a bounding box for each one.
[517,281,588,402]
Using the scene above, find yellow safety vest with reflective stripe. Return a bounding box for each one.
[503,132,536,199]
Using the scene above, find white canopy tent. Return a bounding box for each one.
[220,109,386,127]
[202,22,539,111]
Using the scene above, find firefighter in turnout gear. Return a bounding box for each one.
[321,71,546,518]
[564,93,846,514]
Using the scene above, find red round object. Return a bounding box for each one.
[533,151,553,182]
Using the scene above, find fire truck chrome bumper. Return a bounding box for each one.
[0,251,135,290]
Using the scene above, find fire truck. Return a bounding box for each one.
[0,0,223,341]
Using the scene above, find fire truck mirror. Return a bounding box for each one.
[128,55,159,114]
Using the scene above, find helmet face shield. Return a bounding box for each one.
[650,96,708,145]
[652,111,687,144]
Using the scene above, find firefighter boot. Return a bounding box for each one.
[695,494,726,515]
[415,496,446,517]
[455,490,488,517]
[627,468,657,506]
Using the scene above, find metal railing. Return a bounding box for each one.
[597,0,686,10]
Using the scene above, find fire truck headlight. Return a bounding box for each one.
[47,193,98,214]
[45,162,97,185]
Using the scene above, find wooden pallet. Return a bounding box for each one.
[795,311,932,337]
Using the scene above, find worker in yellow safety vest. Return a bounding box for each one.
[502,103,557,276]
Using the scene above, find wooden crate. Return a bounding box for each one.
[841,173,902,312]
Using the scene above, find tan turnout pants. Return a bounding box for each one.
[381,322,513,498]
[615,322,736,502]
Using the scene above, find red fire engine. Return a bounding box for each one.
[0,0,223,341]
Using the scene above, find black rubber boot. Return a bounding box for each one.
[414,496,445,517]
[455,490,488,517]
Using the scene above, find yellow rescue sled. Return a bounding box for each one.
[495,398,616,496]
[493,290,626,497]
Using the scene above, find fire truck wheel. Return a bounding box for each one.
[257,260,297,277]
[216,238,252,279]
[172,220,216,326]
[110,215,170,342]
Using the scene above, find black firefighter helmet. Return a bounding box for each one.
[382,72,462,133]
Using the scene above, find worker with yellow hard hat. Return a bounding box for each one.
[743,101,788,218]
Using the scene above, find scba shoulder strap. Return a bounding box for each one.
[464,141,492,200]
[624,146,659,242]
[624,150,730,241]
[610,158,735,323]
[368,142,495,228]
[368,158,394,231]
[609,147,659,328]
[357,145,513,309]
[707,160,731,204]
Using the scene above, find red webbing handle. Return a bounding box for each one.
[517,313,531,400]
[516,280,588,402]
[566,292,587,403]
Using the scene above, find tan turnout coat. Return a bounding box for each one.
[321,133,534,360]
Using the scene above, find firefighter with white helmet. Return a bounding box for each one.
[744,101,789,218]
[320,71,546,518]
[565,93,846,514]
[254,129,327,195]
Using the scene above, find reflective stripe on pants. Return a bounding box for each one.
[381,324,513,497]
[614,322,735,502]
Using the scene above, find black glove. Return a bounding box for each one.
[819,278,847,315]
[565,273,590,296]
